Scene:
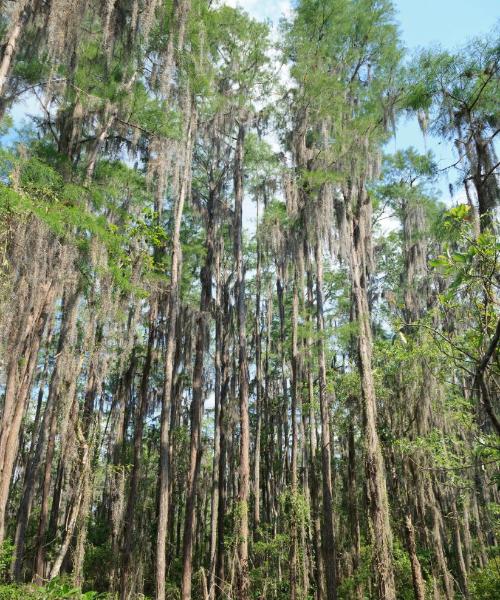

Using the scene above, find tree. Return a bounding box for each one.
[0,2,498,599]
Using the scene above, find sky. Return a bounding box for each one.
[225,0,499,210]
[389,0,498,181]
[3,1,498,225]
[224,0,498,47]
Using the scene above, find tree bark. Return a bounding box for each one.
[234,124,250,600]
[405,514,426,600]
[348,191,396,600]
[180,183,216,599]
[0,1,29,99]
[315,240,337,600]
[119,306,156,599]
[32,286,80,582]
[156,105,195,600]
[290,266,300,600]
[0,278,57,545]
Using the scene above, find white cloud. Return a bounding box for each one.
[221,0,292,25]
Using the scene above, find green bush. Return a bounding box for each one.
[0,577,106,599]
[0,583,30,600]
[469,559,500,599]
[0,540,14,583]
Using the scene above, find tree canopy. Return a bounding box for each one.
[0,1,498,599]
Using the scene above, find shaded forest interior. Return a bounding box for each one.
[0,0,499,599]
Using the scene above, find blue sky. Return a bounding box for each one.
[395,0,497,50]
[391,0,498,196]
[225,0,498,47]
[226,0,499,204]
[4,1,498,216]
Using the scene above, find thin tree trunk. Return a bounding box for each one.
[156,105,195,600]
[109,353,136,591]
[215,280,231,599]
[405,514,426,600]
[33,286,80,583]
[180,185,215,599]
[12,323,54,580]
[0,0,29,99]
[0,279,56,545]
[452,501,469,599]
[84,74,136,184]
[348,193,396,600]
[49,423,90,579]
[290,266,300,600]
[209,239,224,600]
[120,307,156,599]
[253,199,263,537]
[234,123,250,600]
[306,265,326,600]
[314,240,337,600]
[347,417,363,600]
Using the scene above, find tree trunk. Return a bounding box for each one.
[405,514,426,600]
[234,123,250,600]
[215,279,231,599]
[253,201,263,538]
[290,266,300,600]
[12,323,54,581]
[348,191,396,600]
[347,417,363,600]
[0,279,57,545]
[306,265,326,600]
[32,286,80,582]
[0,1,29,99]
[156,105,195,600]
[315,240,337,600]
[120,307,156,599]
[180,184,215,599]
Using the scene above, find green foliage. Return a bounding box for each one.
[261,200,288,227]
[12,57,50,85]
[299,167,345,189]
[404,29,500,137]
[469,559,500,600]
[129,83,182,139]
[378,148,437,192]
[430,207,499,366]
[251,530,291,600]
[431,208,499,299]
[0,577,106,599]
[203,5,272,111]
[244,133,281,197]
[0,150,166,295]
[279,489,311,530]
[0,584,30,600]
[83,541,113,594]
[392,541,417,600]
[0,1,497,598]
[0,540,14,583]
[337,545,373,599]
[0,115,13,137]
[286,0,402,146]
